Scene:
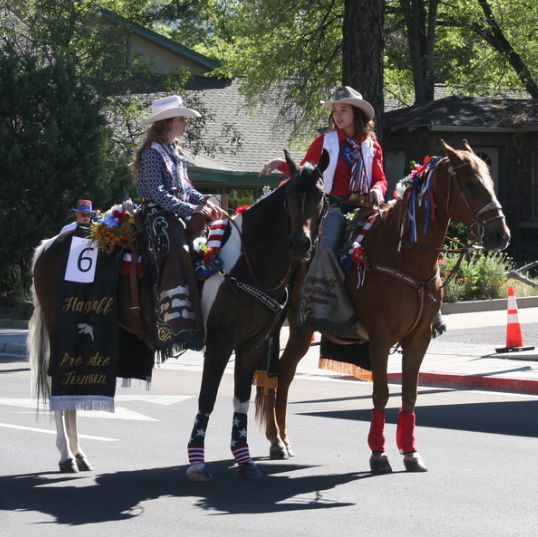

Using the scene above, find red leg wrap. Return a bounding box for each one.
[368,410,386,452]
[396,409,417,454]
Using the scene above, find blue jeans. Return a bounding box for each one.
[320,203,346,256]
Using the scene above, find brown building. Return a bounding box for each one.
[383,96,538,263]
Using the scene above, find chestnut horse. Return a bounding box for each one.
[28,150,327,477]
[257,140,511,474]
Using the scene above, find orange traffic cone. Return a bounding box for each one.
[495,287,535,353]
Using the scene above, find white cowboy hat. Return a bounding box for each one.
[141,95,201,126]
[321,86,375,120]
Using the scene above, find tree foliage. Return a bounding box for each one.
[0,45,124,277]
[119,0,538,134]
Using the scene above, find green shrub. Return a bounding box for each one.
[440,249,513,302]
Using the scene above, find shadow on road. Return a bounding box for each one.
[0,462,380,525]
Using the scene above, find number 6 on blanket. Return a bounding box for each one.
[65,236,98,283]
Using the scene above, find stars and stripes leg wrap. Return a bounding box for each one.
[396,409,417,454]
[188,413,209,465]
[368,410,387,452]
[231,412,252,465]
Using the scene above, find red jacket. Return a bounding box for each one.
[278,129,387,197]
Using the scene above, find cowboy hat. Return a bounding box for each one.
[321,86,375,120]
[72,199,96,213]
[141,95,201,126]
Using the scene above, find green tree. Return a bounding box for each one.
[0,45,127,279]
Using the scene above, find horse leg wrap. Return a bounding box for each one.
[368,410,386,452]
[188,413,209,464]
[231,412,252,465]
[396,409,417,454]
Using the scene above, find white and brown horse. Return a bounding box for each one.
[256,140,511,473]
[28,150,327,477]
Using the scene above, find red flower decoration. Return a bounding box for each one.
[351,244,364,265]
[201,246,218,264]
[235,205,250,214]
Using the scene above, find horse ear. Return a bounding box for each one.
[441,139,456,159]
[462,139,474,153]
[284,149,297,176]
[317,148,330,173]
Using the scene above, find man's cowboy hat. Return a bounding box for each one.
[73,199,95,213]
[322,86,375,120]
[141,95,201,126]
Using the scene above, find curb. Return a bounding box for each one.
[0,341,27,356]
[441,295,538,314]
[387,372,538,396]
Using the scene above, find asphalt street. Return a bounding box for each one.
[1,301,538,535]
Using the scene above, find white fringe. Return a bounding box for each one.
[50,395,115,412]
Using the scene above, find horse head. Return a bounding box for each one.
[441,140,511,252]
[283,149,327,260]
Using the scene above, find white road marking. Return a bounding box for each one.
[0,395,193,422]
[0,422,117,441]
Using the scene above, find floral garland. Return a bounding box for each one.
[394,155,442,244]
[192,236,225,276]
[339,212,371,270]
[89,205,141,255]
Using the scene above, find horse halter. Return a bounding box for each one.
[447,160,506,240]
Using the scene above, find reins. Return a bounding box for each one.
[363,153,502,342]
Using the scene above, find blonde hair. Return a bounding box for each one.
[328,106,376,141]
[130,118,181,176]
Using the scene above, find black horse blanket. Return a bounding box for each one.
[49,227,154,412]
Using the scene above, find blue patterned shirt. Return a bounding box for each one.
[136,141,205,218]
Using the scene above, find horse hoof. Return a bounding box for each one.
[59,458,79,473]
[75,454,93,472]
[269,446,290,460]
[403,452,428,472]
[285,445,295,458]
[238,461,263,479]
[187,463,212,482]
[369,452,393,474]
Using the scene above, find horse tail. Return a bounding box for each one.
[28,238,55,405]
[254,385,270,428]
[28,299,51,404]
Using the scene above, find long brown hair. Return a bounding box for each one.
[328,106,376,141]
[130,118,180,176]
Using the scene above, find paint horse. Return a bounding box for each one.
[28,150,327,477]
[257,140,510,474]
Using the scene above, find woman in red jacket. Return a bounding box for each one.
[260,86,388,335]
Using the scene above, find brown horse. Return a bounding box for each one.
[28,150,327,476]
[257,140,511,473]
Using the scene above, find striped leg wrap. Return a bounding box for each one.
[230,412,252,465]
[188,413,209,465]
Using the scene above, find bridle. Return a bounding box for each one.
[446,159,506,240]
[226,168,325,298]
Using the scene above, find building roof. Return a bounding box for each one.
[183,77,303,179]
[384,96,538,132]
[98,8,221,72]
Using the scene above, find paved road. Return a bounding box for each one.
[1,306,538,536]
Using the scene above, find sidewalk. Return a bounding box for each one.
[2,298,538,395]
